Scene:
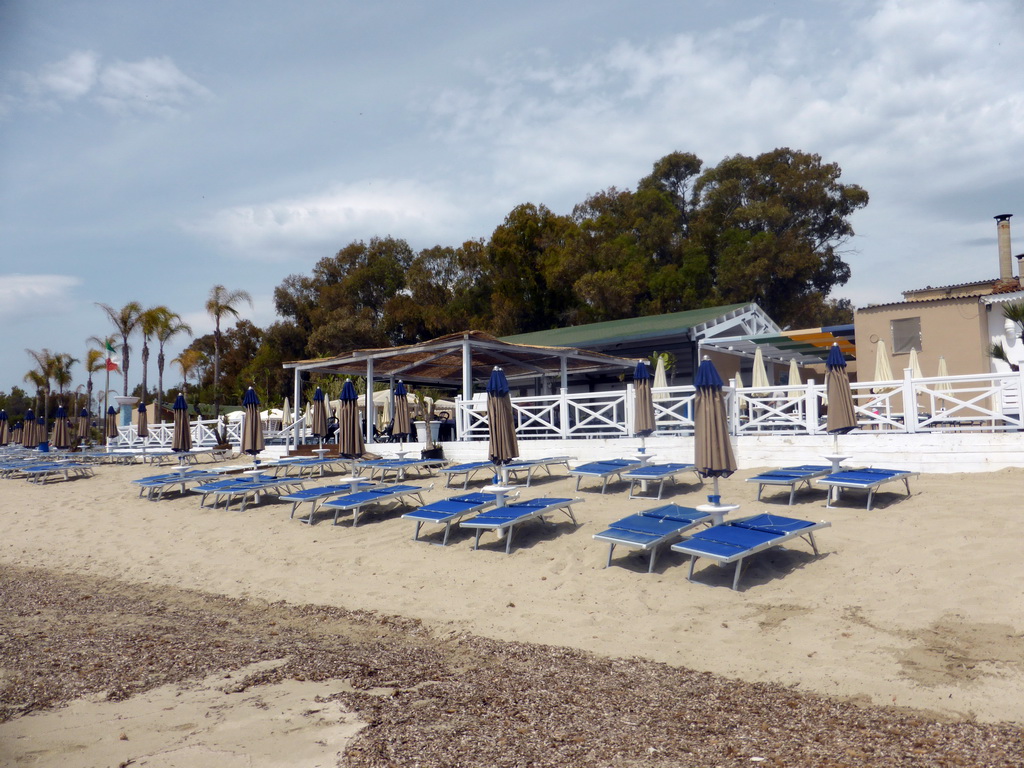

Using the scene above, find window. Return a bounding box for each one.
[891,317,922,354]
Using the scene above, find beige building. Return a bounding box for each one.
[854,214,1024,382]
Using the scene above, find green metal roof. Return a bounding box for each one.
[501,303,752,349]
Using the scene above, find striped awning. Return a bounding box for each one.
[698,324,856,365]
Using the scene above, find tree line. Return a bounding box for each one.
[2,148,867,425]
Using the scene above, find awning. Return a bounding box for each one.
[698,324,856,365]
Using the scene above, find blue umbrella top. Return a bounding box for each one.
[0,410,7,422]
[107,406,117,415]
[313,386,324,402]
[340,379,358,401]
[25,408,35,421]
[55,405,67,418]
[694,357,725,389]
[242,386,260,406]
[487,367,510,396]
[633,360,651,381]
[173,393,188,410]
[79,407,89,418]
[37,415,45,425]
[826,343,847,369]
[138,401,146,412]
[13,422,22,431]
[394,380,407,397]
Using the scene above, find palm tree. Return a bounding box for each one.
[50,352,78,405]
[24,369,46,415]
[25,348,54,421]
[138,306,171,407]
[1003,301,1024,342]
[155,312,192,423]
[96,301,142,397]
[205,285,253,422]
[86,334,119,416]
[83,348,105,418]
[173,348,206,394]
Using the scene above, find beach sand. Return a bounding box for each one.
[2,457,1023,766]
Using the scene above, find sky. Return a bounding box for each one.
[1,0,1022,397]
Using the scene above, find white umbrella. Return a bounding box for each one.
[908,348,923,379]
[751,347,770,391]
[787,359,803,400]
[281,397,291,425]
[874,339,895,384]
[936,356,953,393]
[652,355,669,401]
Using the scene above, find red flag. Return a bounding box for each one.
[106,357,120,372]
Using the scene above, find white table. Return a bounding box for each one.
[695,502,740,527]
[482,483,519,508]
[823,454,848,474]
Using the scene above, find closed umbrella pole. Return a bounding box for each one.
[693,357,737,502]
[337,379,365,459]
[486,367,519,485]
[241,386,265,458]
[172,393,192,455]
[652,355,669,401]
[393,381,411,444]
[632,359,655,452]
[77,407,90,447]
[311,386,328,451]
[825,343,857,455]
[137,401,149,447]
[105,406,119,443]
[0,409,8,446]
[787,359,803,401]
[52,404,70,450]
[22,408,35,448]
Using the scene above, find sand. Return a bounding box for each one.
[2,455,1024,765]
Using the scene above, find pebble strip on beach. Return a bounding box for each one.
[2,564,1022,768]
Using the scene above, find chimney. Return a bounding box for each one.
[995,214,1013,279]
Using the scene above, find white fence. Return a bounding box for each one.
[114,369,1024,450]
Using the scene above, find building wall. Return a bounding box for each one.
[854,297,989,378]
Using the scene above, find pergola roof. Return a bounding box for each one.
[698,324,857,365]
[283,330,639,387]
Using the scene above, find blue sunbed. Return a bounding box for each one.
[815,467,918,510]
[440,461,495,489]
[21,462,95,484]
[359,458,448,482]
[278,480,378,523]
[132,469,222,500]
[745,465,832,505]
[459,497,580,554]
[622,463,700,500]
[402,492,499,545]
[190,474,307,512]
[593,504,712,572]
[568,459,645,493]
[670,513,831,590]
[318,483,430,526]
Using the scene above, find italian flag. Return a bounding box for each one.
[105,341,120,372]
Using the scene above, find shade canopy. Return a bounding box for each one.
[825,343,857,435]
[486,367,518,466]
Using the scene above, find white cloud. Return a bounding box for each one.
[0,275,80,321]
[188,180,471,259]
[6,51,210,117]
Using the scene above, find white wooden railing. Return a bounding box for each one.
[114,369,1024,449]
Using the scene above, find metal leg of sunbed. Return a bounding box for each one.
[505,524,515,554]
[687,556,698,581]
[732,559,744,591]
[757,483,765,501]
[648,547,658,573]
[866,488,876,511]
[413,521,423,541]
[807,532,819,556]
[473,529,482,550]
[606,543,615,568]
[441,522,452,546]
[575,475,582,492]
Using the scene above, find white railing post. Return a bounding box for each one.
[559,388,570,439]
[806,379,818,434]
[902,367,917,434]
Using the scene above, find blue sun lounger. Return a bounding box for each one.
[402,492,500,545]
[815,467,918,510]
[745,465,833,505]
[279,480,378,523]
[132,469,223,500]
[568,459,645,493]
[593,504,712,572]
[459,497,581,554]
[670,513,831,590]
[318,483,430,526]
[440,461,495,489]
[21,461,95,484]
[622,463,700,500]
[190,474,308,512]
[359,458,447,482]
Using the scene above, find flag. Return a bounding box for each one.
[106,356,120,372]
[105,340,117,353]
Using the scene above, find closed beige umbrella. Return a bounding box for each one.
[311,386,329,450]
[652,355,669,401]
[337,379,365,459]
[0,409,9,446]
[104,406,118,442]
[874,339,895,384]
[487,367,519,483]
[693,357,737,502]
[241,387,265,457]
[786,359,803,400]
[21,408,36,447]
[172,393,192,454]
[76,407,90,446]
[751,347,770,391]
[393,381,411,440]
[632,360,655,450]
[136,401,149,441]
[51,404,71,450]
[825,343,856,452]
